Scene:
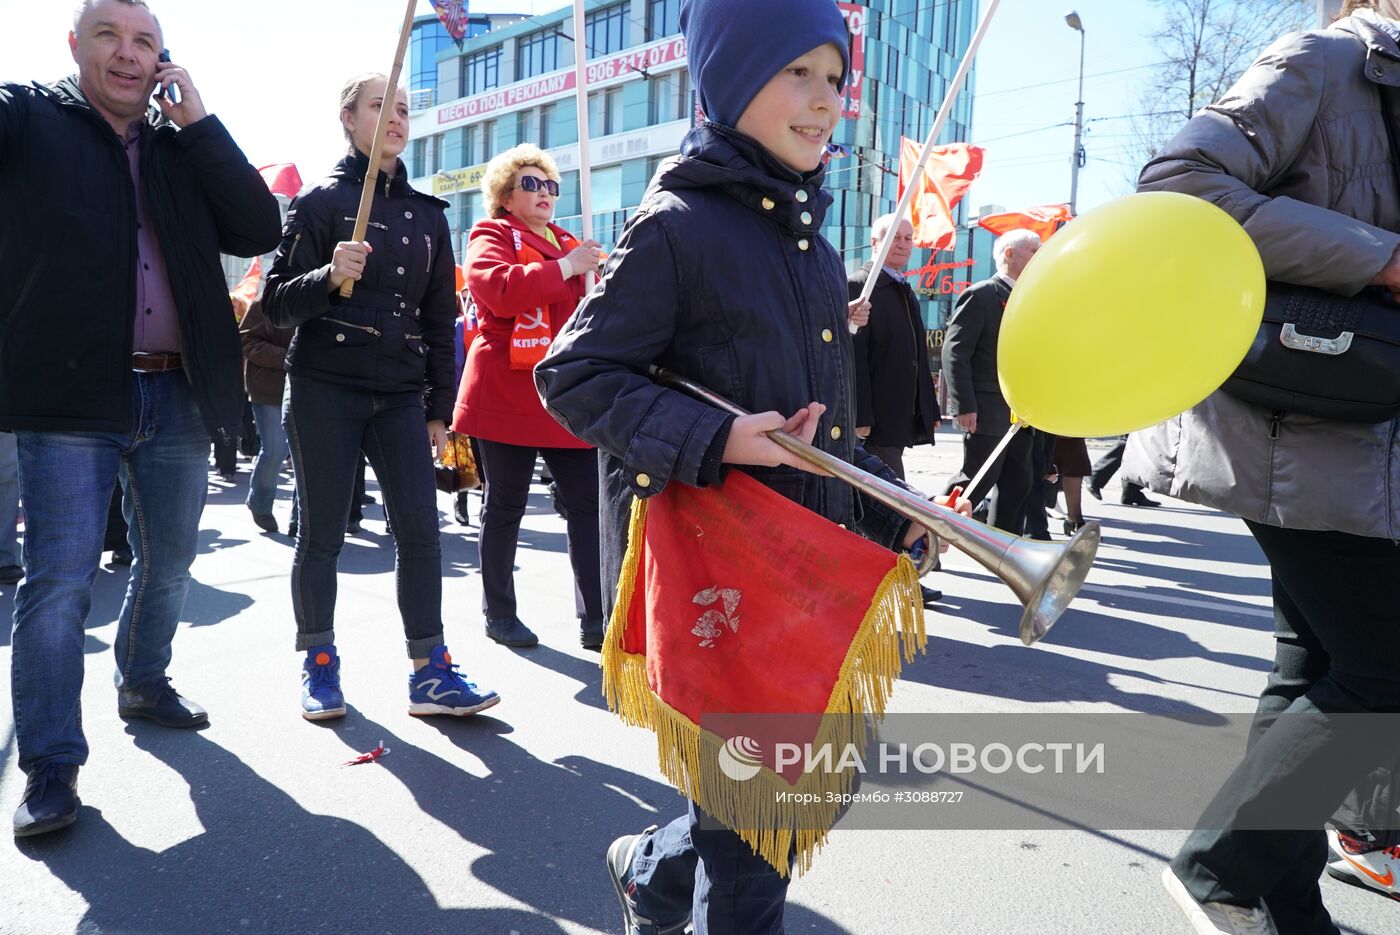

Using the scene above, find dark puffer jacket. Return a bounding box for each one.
[537,124,912,616]
[0,78,280,436]
[262,151,457,423]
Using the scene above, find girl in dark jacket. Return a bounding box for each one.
[263,73,498,722]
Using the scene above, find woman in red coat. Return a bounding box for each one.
[453,144,606,650]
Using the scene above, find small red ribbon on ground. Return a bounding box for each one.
[343,741,389,766]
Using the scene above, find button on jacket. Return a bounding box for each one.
[0,77,281,436]
[262,151,457,423]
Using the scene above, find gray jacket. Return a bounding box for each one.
[1123,14,1400,539]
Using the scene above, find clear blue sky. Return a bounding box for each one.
[0,1,1319,215]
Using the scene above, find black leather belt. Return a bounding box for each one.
[132,352,182,373]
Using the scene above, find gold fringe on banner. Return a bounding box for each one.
[601,496,927,877]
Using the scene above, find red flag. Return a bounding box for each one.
[430,0,470,49]
[258,163,303,200]
[898,138,984,250]
[231,256,261,306]
[603,471,924,876]
[978,204,1074,244]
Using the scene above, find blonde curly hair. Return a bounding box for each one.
[481,143,561,219]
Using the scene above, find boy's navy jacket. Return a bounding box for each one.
[0,78,281,438]
[537,124,912,617]
[262,151,459,424]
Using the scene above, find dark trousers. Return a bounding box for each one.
[630,801,791,934]
[1089,435,1146,499]
[475,438,602,623]
[1172,522,1400,934]
[283,377,444,658]
[946,428,1033,536]
[862,443,905,481]
[1024,430,1056,539]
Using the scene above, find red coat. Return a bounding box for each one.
[452,215,591,449]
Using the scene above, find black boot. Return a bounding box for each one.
[485,616,539,648]
[580,617,606,651]
[13,763,79,837]
[117,678,208,728]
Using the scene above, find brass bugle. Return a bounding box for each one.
[652,367,1100,645]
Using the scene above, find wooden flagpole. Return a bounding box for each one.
[572,0,595,246]
[852,0,1002,331]
[340,0,420,299]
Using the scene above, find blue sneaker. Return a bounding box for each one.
[301,646,346,721]
[408,645,500,716]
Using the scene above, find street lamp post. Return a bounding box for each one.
[1065,10,1086,215]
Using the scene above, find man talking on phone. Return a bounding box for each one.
[0,0,280,837]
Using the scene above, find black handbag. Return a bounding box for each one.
[1221,284,1400,422]
[1220,79,1400,423]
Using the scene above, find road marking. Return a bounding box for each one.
[1080,583,1273,619]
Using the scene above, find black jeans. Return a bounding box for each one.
[946,429,1033,536]
[475,438,602,623]
[283,377,444,658]
[1089,435,1146,499]
[1024,430,1057,539]
[1173,521,1400,934]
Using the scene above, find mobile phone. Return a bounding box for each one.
[157,49,179,105]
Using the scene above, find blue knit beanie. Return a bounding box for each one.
[681,0,851,129]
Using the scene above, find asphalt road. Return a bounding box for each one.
[2,431,1396,934]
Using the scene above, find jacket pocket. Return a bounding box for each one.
[319,317,380,347]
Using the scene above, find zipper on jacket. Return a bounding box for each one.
[288,230,303,267]
[383,174,391,198]
[1268,410,1282,440]
[343,216,388,231]
[325,317,381,337]
[424,234,433,273]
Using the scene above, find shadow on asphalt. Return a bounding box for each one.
[14,726,575,935]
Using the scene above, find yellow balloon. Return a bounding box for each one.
[998,192,1265,437]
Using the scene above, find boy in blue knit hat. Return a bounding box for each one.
[538,0,961,931]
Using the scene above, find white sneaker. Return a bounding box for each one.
[1161,866,1278,934]
[1326,828,1400,901]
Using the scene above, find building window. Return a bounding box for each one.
[462,46,501,96]
[410,20,454,98]
[587,87,624,137]
[648,0,680,40]
[539,102,556,149]
[463,124,481,166]
[586,3,629,59]
[517,29,560,81]
[484,119,502,159]
[518,108,542,147]
[649,69,690,124]
[411,138,428,178]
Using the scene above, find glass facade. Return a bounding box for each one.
[517,29,561,81]
[586,3,630,59]
[411,0,977,344]
[648,0,680,40]
[410,20,455,98]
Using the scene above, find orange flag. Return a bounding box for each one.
[231,256,261,306]
[603,470,925,876]
[978,204,1074,244]
[898,138,984,250]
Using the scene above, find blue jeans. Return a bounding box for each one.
[247,402,289,515]
[11,372,210,771]
[0,431,20,567]
[283,377,443,658]
[630,802,791,935]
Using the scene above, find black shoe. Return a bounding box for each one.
[581,617,606,651]
[250,510,279,533]
[218,469,237,481]
[287,521,299,540]
[0,564,23,585]
[485,616,539,648]
[360,493,377,505]
[345,520,362,535]
[1063,519,1086,535]
[1121,489,1161,508]
[109,548,134,566]
[1087,482,1103,501]
[13,764,79,838]
[920,585,942,606]
[117,679,208,729]
[454,490,472,526]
